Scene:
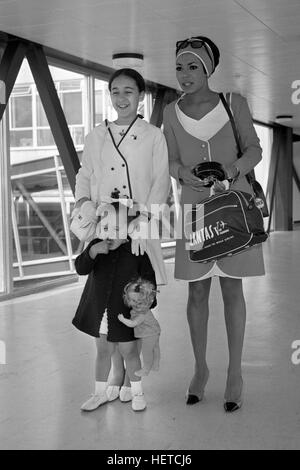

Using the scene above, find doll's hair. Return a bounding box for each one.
[123,277,157,308]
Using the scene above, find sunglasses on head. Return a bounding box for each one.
[176,38,214,67]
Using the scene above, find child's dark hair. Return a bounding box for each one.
[108,68,146,93]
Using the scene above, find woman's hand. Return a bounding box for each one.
[178,165,206,192]
[211,180,230,194]
[224,165,240,183]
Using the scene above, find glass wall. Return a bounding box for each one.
[8,60,88,289]
[1,53,274,296]
[0,122,5,293]
[3,58,154,295]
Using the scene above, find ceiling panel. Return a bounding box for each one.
[0,0,300,128]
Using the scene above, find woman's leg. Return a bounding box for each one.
[219,277,246,402]
[187,278,212,396]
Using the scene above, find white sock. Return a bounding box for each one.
[95,381,107,395]
[130,380,143,395]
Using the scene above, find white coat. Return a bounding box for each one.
[75,117,171,285]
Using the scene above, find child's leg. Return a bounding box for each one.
[118,340,141,383]
[118,340,146,411]
[109,349,126,386]
[121,340,142,386]
[81,335,115,411]
[95,334,116,381]
[135,335,158,377]
[108,348,131,402]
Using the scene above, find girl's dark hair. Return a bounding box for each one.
[195,36,220,70]
[108,68,146,93]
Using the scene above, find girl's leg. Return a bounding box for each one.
[81,335,115,411]
[118,341,146,411]
[135,335,159,376]
[95,334,116,381]
[118,340,141,383]
[108,348,130,402]
[219,277,246,402]
[109,349,126,386]
[187,278,212,398]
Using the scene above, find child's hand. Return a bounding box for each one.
[89,240,109,259]
[118,314,125,322]
[107,239,126,251]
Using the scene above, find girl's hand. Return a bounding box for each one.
[118,314,125,322]
[107,239,126,251]
[89,240,109,259]
[178,165,205,192]
[79,200,98,223]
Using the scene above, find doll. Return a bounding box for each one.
[118,277,161,377]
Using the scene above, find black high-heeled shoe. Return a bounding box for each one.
[224,377,243,413]
[186,369,209,405]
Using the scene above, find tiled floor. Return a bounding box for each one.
[0,232,300,450]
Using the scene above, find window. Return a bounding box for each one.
[9,86,33,147]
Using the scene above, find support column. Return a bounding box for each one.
[274,126,293,231]
[26,44,80,194]
[0,40,28,121]
[150,87,178,128]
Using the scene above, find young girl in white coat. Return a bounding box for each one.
[74,68,170,409]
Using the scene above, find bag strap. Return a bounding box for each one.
[219,92,255,184]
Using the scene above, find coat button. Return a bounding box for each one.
[122,164,125,167]
[203,157,207,161]
[111,167,114,170]
[123,185,126,189]
[201,144,206,148]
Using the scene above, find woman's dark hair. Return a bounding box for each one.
[108,68,146,93]
[195,36,220,69]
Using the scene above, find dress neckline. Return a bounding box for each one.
[176,97,222,122]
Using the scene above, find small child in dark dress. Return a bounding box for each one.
[72,195,156,412]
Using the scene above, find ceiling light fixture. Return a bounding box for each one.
[275,114,293,123]
[112,52,144,70]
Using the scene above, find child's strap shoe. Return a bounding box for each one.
[80,392,108,411]
[132,393,147,411]
[106,385,120,402]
